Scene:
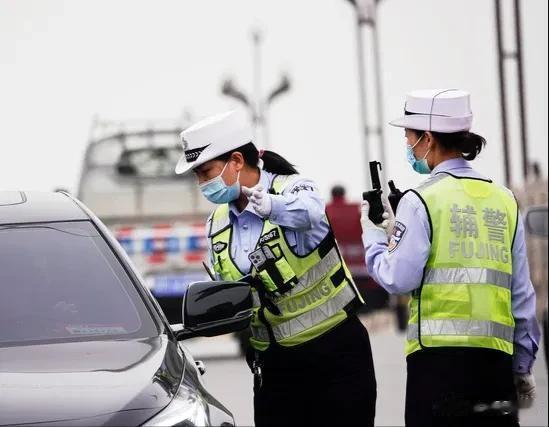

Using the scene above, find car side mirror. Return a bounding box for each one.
[524,206,548,237]
[175,281,253,341]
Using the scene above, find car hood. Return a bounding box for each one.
[0,335,184,426]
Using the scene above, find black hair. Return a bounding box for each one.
[215,142,298,175]
[411,130,486,161]
[331,185,346,198]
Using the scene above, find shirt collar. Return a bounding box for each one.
[431,157,471,176]
[228,169,272,218]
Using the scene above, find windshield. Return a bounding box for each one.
[0,221,158,346]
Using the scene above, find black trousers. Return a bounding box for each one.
[252,315,377,427]
[405,347,519,427]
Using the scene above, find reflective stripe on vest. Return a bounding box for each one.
[266,285,356,341]
[405,174,518,356]
[272,246,340,301]
[423,267,512,290]
[407,319,515,343]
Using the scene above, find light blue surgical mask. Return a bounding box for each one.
[199,162,241,204]
[406,133,431,174]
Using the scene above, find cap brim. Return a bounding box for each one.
[388,116,410,128]
[389,114,473,133]
[175,143,219,175]
[388,115,430,131]
[175,156,195,175]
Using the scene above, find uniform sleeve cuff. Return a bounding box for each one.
[268,194,286,221]
[362,227,388,248]
[513,353,534,374]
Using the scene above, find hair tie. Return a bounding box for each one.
[258,149,265,158]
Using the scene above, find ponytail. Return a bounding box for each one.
[215,142,299,175]
[260,150,298,175]
[430,131,486,161]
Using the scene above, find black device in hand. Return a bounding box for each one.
[362,161,385,224]
[388,180,404,214]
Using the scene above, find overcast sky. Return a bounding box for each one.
[1,0,547,201]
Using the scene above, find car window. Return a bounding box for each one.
[0,221,158,346]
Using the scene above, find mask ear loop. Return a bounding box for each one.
[411,133,425,149]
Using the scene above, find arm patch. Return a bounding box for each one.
[388,221,407,253]
[290,184,315,194]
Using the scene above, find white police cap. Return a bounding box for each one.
[389,89,473,133]
[175,110,254,175]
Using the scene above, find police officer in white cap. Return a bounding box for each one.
[361,89,540,426]
[177,111,377,427]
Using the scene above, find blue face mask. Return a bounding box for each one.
[199,162,241,204]
[406,133,431,174]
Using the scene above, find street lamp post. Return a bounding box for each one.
[494,0,529,186]
[221,29,291,149]
[345,0,387,189]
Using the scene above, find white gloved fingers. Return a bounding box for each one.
[381,220,390,229]
[250,192,263,206]
[382,212,389,220]
[242,186,253,198]
[248,188,272,218]
[243,184,264,199]
[514,373,536,391]
[361,200,370,216]
[518,393,535,409]
[381,195,394,216]
[360,200,371,227]
[514,373,536,408]
[361,198,390,244]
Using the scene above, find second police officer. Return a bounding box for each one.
[361,89,540,427]
[175,111,377,427]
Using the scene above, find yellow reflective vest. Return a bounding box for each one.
[406,174,518,356]
[208,174,363,351]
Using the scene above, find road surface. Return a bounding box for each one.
[185,314,548,426]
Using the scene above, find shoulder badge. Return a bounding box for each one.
[388,221,407,253]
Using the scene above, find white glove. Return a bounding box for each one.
[361,198,395,238]
[361,200,386,236]
[514,373,536,408]
[242,184,272,218]
[380,196,395,237]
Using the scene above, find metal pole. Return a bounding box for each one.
[370,9,387,183]
[252,30,266,148]
[494,0,511,187]
[355,15,371,188]
[261,108,271,149]
[514,0,529,180]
